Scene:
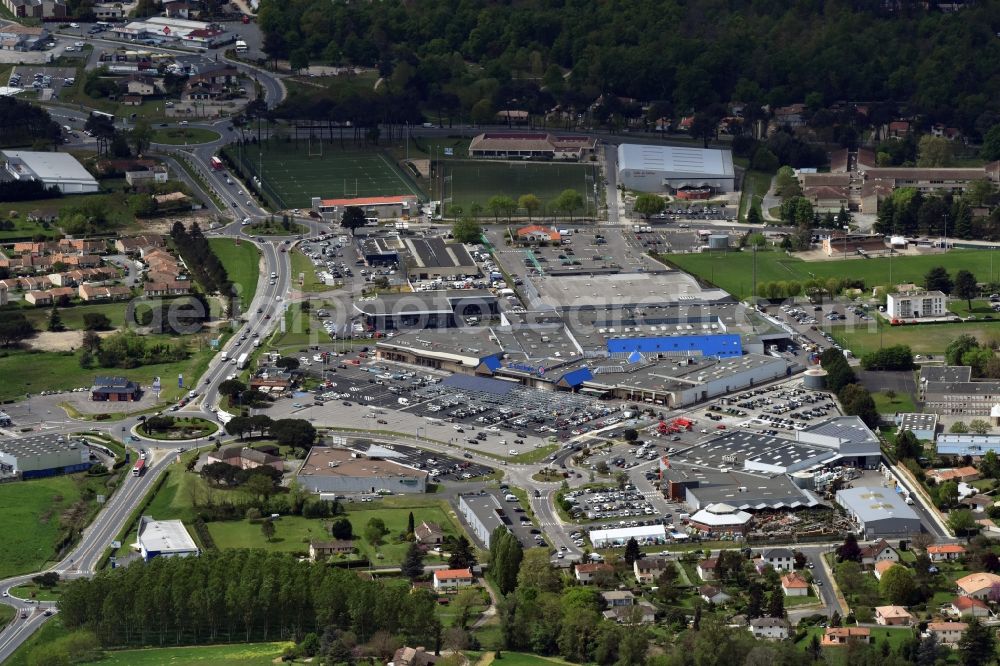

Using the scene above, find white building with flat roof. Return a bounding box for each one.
[589,524,666,548]
[2,151,98,194]
[886,290,947,320]
[136,516,199,561]
[617,143,735,194]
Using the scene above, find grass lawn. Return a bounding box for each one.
[0,215,60,240]
[269,302,319,349]
[0,473,111,578]
[142,417,218,441]
[872,391,918,415]
[206,501,462,563]
[948,299,1000,322]
[443,159,597,213]
[470,653,572,666]
[0,604,13,630]
[9,582,63,602]
[796,626,913,664]
[208,238,260,311]
[21,302,126,331]
[290,250,331,292]
[223,140,425,210]
[664,248,1000,300]
[830,320,1000,356]
[0,336,217,403]
[79,642,293,666]
[739,170,771,221]
[150,127,222,145]
[5,617,69,666]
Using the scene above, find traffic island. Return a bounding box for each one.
[132,416,220,441]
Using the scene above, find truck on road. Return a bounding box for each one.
[236,352,249,370]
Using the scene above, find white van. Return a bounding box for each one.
[398,397,410,406]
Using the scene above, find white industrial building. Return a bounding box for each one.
[836,487,923,539]
[589,524,666,548]
[2,151,99,194]
[886,290,947,320]
[617,143,735,194]
[0,433,92,479]
[135,516,199,561]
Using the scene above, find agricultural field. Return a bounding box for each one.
[208,238,260,310]
[223,141,425,209]
[0,473,112,579]
[665,248,1000,299]
[443,159,597,213]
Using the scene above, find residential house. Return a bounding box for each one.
[874,605,913,626]
[206,445,283,472]
[143,281,191,297]
[78,284,130,301]
[183,79,224,101]
[601,590,636,608]
[956,572,1000,600]
[925,622,967,646]
[388,646,437,666]
[696,557,719,581]
[699,585,731,605]
[927,544,967,562]
[860,540,900,567]
[308,540,355,562]
[575,562,613,584]
[874,560,899,581]
[432,568,474,591]
[959,494,993,513]
[634,557,671,584]
[950,596,990,618]
[23,290,51,306]
[414,521,444,545]
[780,572,810,597]
[45,286,75,302]
[126,75,157,96]
[601,594,656,624]
[749,617,790,641]
[927,467,980,484]
[822,627,870,646]
[888,120,911,139]
[115,235,165,255]
[761,548,795,572]
[773,103,807,127]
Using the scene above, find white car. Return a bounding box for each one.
[74,41,84,47]
[69,22,80,27]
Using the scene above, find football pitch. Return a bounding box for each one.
[224,142,426,209]
[443,159,597,212]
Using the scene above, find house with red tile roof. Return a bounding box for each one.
[432,568,475,591]
[927,544,966,562]
[950,595,990,618]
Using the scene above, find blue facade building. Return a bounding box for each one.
[607,333,743,358]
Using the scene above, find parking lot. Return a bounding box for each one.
[347,440,494,483]
[8,66,77,98]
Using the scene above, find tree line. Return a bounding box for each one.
[57,550,443,654]
[170,222,233,304]
[257,0,1000,138]
[820,348,878,428]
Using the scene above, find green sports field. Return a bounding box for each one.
[664,248,1000,299]
[443,159,597,212]
[225,141,426,209]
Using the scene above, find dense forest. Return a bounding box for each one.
[259,0,1000,137]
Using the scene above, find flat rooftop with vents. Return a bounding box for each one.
[296,446,427,494]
